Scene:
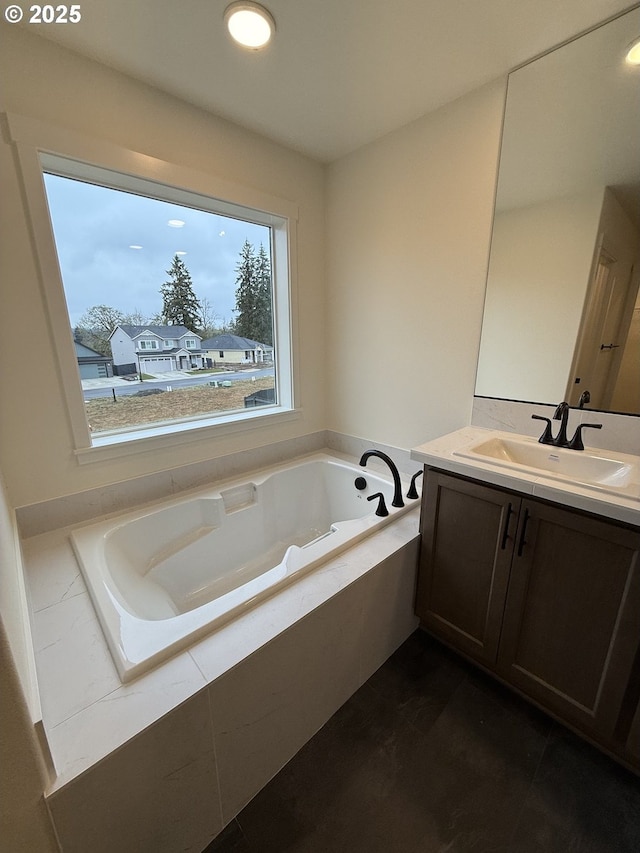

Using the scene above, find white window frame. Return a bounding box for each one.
[138,340,159,351]
[6,113,299,464]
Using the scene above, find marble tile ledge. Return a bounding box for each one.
[22,508,420,793]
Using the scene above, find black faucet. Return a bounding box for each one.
[551,401,570,447]
[532,402,603,451]
[567,422,602,451]
[531,414,554,445]
[407,469,424,500]
[359,450,404,508]
[367,492,389,517]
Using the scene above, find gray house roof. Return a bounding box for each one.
[74,341,112,363]
[112,325,202,340]
[201,334,271,350]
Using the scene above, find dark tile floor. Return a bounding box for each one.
[204,630,640,853]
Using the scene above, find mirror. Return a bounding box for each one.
[475,7,640,415]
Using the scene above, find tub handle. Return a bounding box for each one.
[406,469,423,500]
[367,492,389,517]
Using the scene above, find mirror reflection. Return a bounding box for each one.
[475,8,640,415]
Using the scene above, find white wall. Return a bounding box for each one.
[326,81,505,449]
[0,27,326,508]
[0,465,57,851]
[475,189,604,402]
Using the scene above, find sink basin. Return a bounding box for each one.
[455,436,634,489]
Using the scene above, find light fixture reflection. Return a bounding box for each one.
[625,36,640,65]
[224,1,275,49]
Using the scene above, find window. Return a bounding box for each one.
[23,145,297,457]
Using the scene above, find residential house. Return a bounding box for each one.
[109,325,204,374]
[74,341,113,380]
[201,333,273,365]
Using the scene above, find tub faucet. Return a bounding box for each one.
[367,492,389,517]
[359,450,404,508]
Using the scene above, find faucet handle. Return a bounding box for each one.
[406,470,423,500]
[367,492,389,517]
[532,414,554,445]
[567,422,602,451]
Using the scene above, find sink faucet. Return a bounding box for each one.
[551,401,570,448]
[359,450,404,508]
[578,390,590,409]
[532,401,602,451]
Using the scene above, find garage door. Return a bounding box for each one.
[140,357,174,373]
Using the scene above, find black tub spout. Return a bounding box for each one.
[359,450,404,508]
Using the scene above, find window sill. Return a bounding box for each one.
[74,406,301,465]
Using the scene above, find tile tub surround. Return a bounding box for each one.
[15,430,416,539]
[23,494,419,851]
[69,452,416,682]
[473,396,640,456]
[207,631,640,853]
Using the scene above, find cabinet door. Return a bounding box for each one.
[498,500,640,738]
[416,471,517,666]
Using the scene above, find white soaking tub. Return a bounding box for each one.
[70,452,417,681]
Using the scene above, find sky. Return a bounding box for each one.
[43,173,271,328]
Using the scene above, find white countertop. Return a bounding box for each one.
[411,427,640,527]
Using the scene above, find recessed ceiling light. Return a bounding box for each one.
[224,1,275,50]
[625,36,640,66]
[129,245,143,250]
[167,219,185,228]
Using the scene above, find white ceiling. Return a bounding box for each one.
[22,0,637,162]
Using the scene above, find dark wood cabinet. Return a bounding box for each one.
[416,468,640,770]
[416,473,515,666]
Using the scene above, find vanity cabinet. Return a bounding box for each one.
[416,468,640,764]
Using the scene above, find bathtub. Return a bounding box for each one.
[70,452,418,681]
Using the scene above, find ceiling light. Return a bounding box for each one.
[625,37,640,66]
[224,2,275,50]
[167,219,185,228]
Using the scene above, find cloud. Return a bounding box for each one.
[43,174,270,325]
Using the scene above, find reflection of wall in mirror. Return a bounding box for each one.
[476,185,640,410]
[475,187,604,403]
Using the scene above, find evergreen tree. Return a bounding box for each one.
[160,255,202,330]
[234,240,257,340]
[254,243,273,346]
[233,240,273,345]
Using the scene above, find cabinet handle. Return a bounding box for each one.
[500,502,514,550]
[517,508,530,557]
